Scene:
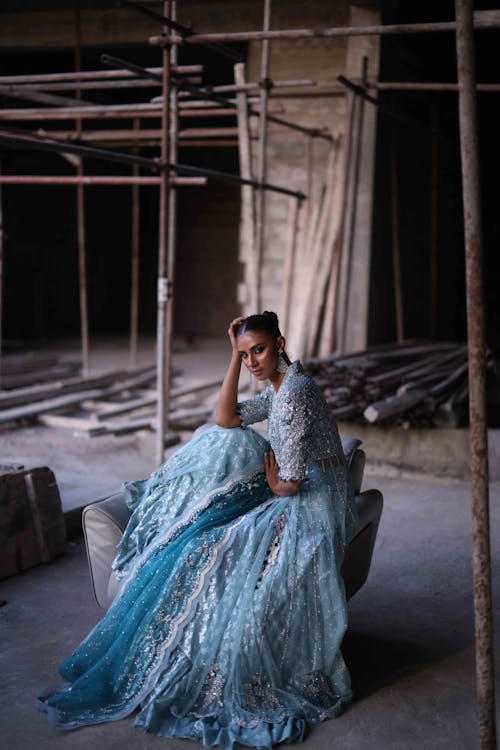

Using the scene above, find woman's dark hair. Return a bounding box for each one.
[236,311,281,338]
[236,311,292,365]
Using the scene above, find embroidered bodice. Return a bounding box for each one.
[237,360,345,482]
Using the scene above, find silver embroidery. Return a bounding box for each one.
[196,665,226,711]
[244,673,279,710]
[237,361,346,484]
[302,671,339,707]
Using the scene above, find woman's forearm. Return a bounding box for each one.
[215,351,243,428]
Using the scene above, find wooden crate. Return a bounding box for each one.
[0,466,67,580]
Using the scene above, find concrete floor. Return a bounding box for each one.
[1,475,499,750]
[0,337,499,748]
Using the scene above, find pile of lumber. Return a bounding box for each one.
[305,341,498,428]
[284,137,347,361]
[1,352,81,389]
[0,361,225,439]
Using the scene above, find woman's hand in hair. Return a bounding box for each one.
[228,316,245,352]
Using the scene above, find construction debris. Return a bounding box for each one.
[305,341,498,428]
[0,354,224,440]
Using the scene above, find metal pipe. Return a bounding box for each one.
[156,0,172,465]
[0,129,305,198]
[123,0,244,62]
[75,6,90,378]
[164,0,179,445]
[0,99,267,121]
[32,127,238,142]
[0,176,205,185]
[0,163,3,389]
[0,66,200,85]
[255,0,272,313]
[430,106,438,339]
[0,130,160,170]
[129,119,140,368]
[161,160,306,199]
[390,135,404,343]
[101,53,163,83]
[150,12,500,46]
[455,3,497,749]
[0,84,95,108]
[0,76,311,95]
[373,81,500,92]
[0,103,164,120]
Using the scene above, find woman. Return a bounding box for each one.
[39,311,357,748]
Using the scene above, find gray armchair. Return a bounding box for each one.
[82,438,383,610]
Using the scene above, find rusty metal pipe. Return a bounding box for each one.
[150,13,500,46]
[156,0,172,465]
[455,1,497,748]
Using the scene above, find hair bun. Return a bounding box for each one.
[262,310,278,323]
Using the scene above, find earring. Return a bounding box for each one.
[277,350,288,373]
[249,371,253,385]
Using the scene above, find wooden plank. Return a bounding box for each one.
[0,369,131,409]
[0,388,104,424]
[38,413,108,435]
[170,377,223,399]
[363,389,428,423]
[95,395,157,422]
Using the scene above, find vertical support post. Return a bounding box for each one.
[156,0,172,466]
[255,0,272,313]
[235,62,257,314]
[164,0,178,426]
[391,134,404,343]
[455,2,496,749]
[429,105,439,339]
[129,118,140,368]
[327,88,356,354]
[0,164,3,389]
[339,56,367,353]
[75,5,89,377]
[279,195,300,331]
[305,133,314,224]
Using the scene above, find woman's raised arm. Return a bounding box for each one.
[215,317,244,428]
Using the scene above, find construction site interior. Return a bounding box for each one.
[0,3,499,750]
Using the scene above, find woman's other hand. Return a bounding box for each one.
[264,449,300,497]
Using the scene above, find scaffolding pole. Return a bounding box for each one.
[151,12,500,46]
[255,0,272,313]
[0,164,3,389]
[156,0,172,465]
[455,2,496,749]
[75,6,89,377]
[129,119,140,368]
[164,0,179,443]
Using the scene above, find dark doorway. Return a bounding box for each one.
[370,1,500,355]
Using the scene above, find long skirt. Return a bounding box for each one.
[38,425,353,749]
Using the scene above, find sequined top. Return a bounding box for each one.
[237,360,345,482]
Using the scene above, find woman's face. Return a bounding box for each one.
[237,330,280,381]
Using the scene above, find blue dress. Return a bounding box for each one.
[39,361,357,749]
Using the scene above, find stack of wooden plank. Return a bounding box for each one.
[0,361,225,439]
[305,341,498,427]
[1,352,81,389]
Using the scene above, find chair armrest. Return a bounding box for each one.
[82,492,132,609]
[349,448,366,494]
[342,488,383,601]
